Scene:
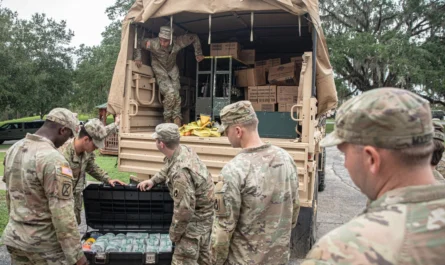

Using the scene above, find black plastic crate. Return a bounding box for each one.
[82,184,174,264]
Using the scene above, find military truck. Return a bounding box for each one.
[106,0,337,258]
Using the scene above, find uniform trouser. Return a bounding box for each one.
[73,191,83,225]
[152,63,182,121]
[7,246,68,265]
[172,230,212,265]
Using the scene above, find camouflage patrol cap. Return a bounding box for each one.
[152,123,180,142]
[84,119,108,149]
[433,120,445,141]
[46,108,79,137]
[321,88,434,149]
[159,26,173,40]
[218,101,257,133]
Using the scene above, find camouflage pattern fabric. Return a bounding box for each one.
[218,100,257,133]
[321,88,433,149]
[301,184,445,265]
[152,123,180,142]
[2,134,83,264]
[151,144,214,264]
[84,118,108,149]
[134,34,203,121]
[7,246,69,265]
[437,159,445,178]
[211,143,300,265]
[105,122,118,136]
[46,107,80,137]
[433,169,445,183]
[59,138,111,224]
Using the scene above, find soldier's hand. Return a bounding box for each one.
[75,255,88,265]
[108,179,126,187]
[114,115,121,126]
[137,179,154,191]
[196,55,205,62]
[135,60,142,68]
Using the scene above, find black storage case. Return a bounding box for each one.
[82,183,174,264]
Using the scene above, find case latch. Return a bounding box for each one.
[94,252,109,264]
[145,252,157,264]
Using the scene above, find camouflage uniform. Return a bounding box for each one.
[135,26,203,122]
[432,120,445,183]
[2,108,84,264]
[212,101,300,265]
[59,118,113,224]
[150,123,215,265]
[436,159,445,178]
[302,88,445,264]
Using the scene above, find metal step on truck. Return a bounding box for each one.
[101,0,338,262]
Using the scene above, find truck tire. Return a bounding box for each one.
[291,172,318,259]
[318,148,326,192]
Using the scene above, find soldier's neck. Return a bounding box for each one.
[240,132,264,149]
[73,138,85,156]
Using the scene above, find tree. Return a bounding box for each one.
[72,0,133,112]
[3,12,75,118]
[321,0,445,104]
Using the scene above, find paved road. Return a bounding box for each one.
[0,147,367,264]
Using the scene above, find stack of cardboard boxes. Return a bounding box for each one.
[210,42,304,113]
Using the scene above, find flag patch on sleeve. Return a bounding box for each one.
[61,166,73,178]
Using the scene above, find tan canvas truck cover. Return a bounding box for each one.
[107,0,337,116]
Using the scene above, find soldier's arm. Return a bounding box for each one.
[134,38,153,61]
[85,152,111,183]
[150,163,169,184]
[290,159,300,227]
[43,156,84,264]
[169,169,196,242]
[3,152,10,212]
[175,34,203,56]
[105,122,118,136]
[211,165,241,265]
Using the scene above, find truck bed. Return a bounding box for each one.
[118,132,316,207]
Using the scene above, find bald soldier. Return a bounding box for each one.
[59,118,125,224]
[2,108,87,265]
[301,88,445,265]
[137,123,214,265]
[211,101,300,265]
[134,26,205,127]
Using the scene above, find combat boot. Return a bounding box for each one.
[174,117,182,127]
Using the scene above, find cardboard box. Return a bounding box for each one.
[246,85,277,103]
[210,42,240,58]
[252,103,276,112]
[277,86,299,103]
[235,68,266,87]
[254,58,282,71]
[268,63,299,86]
[278,103,296,112]
[240,50,255,65]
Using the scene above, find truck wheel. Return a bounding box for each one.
[318,148,326,192]
[291,172,318,258]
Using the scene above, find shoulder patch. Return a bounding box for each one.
[61,166,73,178]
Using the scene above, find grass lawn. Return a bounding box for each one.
[87,151,134,183]
[0,114,115,127]
[0,152,4,174]
[0,190,7,238]
[326,123,334,134]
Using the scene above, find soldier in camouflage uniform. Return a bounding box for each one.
[431,120,445,183]
[134,26,205,126]
[137,123,214,265]
[59,118,125,224]
[211,101,300,265]
[2,108,88,265]
[301,88,445,265]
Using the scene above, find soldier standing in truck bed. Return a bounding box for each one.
[137,123,214,265]
[134,26,205,127]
